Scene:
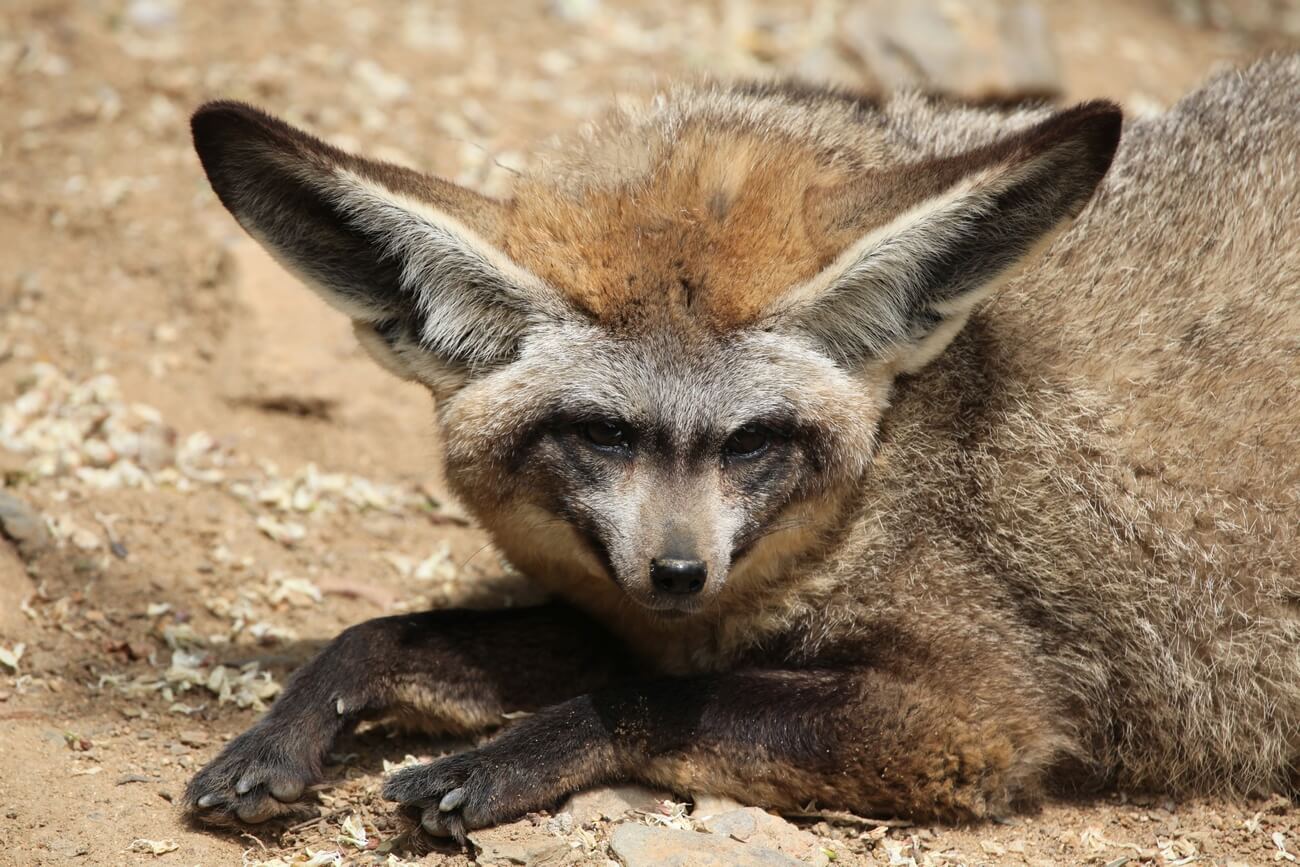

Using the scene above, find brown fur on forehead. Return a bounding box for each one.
[493,80,1074,332]
[502,123,871,330]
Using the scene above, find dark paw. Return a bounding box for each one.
[184,721,320,826]
[382,750,533,842]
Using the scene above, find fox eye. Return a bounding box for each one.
[580,419,632,451]
[724,424,771,460]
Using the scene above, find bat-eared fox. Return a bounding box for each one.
[185,55,1299,840]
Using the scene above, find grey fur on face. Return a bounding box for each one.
[465,322,864,612]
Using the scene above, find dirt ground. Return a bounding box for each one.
[0,0,1297,864]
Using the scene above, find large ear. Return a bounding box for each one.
[190,101,560,385]
[773,101,1122,372]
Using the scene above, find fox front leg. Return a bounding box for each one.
[383,667,1062,839]
[185,604,628,826]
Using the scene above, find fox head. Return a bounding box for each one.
[191,87,1120,618]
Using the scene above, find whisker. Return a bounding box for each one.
[456,540,499,573]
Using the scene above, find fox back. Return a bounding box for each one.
[191,54,1300,801]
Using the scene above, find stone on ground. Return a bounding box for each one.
[699,807,832,865]
[609,823,803,867]
[0,490,50,559]
[838,0,1061,101]
[468,818,570,866]
[561,785,669,825]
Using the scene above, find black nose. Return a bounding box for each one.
[650,558,707,595]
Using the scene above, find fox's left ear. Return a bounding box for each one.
[774,101,1122,373]
[191,101,563,392]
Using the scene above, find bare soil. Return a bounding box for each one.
[0,0,1296,864]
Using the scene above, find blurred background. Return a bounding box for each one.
[5,0,1300,201]
[1,1,1299,865]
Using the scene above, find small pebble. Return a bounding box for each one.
[178,729,208,748]
[0,490,51,557]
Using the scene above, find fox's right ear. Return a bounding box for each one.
[191,101,559,388]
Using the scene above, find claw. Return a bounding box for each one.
[235,775,256,795]
[197,794,220,809]
[438,787,466,812]
[270,779,304,802]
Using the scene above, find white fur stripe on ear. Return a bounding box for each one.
[325,169,563,368]
[191,100,574,384]
[771,166,1007,363]
[767,102,1120,371]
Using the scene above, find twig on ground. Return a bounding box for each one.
[785,810,914,828]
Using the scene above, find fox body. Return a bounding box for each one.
[185,56,1300,837]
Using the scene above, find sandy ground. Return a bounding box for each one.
[0,0,1297,864]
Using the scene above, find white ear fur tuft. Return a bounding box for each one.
[192,100,566,389]
[324,169,561,371]
[771,101,1122,371]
